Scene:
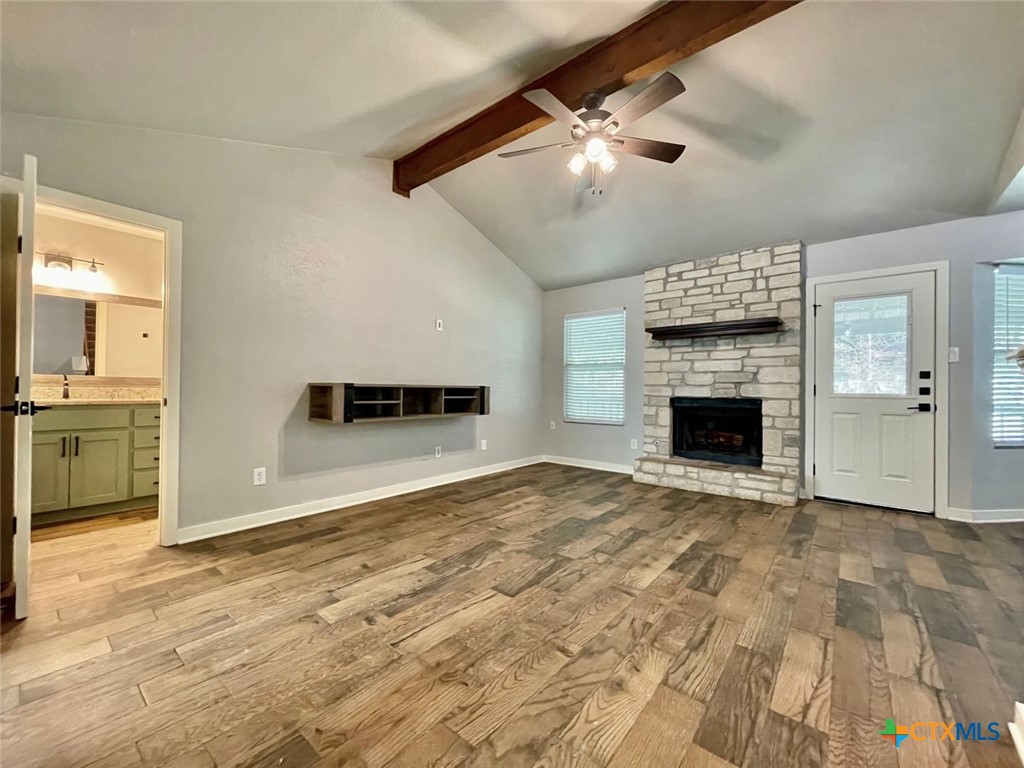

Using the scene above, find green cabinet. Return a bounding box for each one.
[132,468,160,498]
[32,429,130,511]
[31,432,71,513]
[69,431,130,507]
[31,404,159,520]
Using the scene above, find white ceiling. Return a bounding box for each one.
[4,1,1023,289]
[0,1,655,158]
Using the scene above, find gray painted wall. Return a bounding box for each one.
[805,211,1024,511]
[538,213,1024,512]
[541,275,645,469]
[2,113,543,530]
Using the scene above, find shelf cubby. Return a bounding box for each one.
[308,383,489,424]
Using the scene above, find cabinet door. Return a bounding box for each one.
[69,431,129,508]
[31,432,70,513]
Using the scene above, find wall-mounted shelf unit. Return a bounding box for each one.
[308,383,489,424]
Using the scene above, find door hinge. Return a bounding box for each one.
[17,235,22,254]
[812,463,816,475]
[812,303,821,317]
[813,384,817,396]
[14,375,19,395]
[12,517,16,535]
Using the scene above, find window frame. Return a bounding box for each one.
[563,307,627,427]
[993,263,1024,448]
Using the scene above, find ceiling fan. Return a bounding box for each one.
[498,72,687,193]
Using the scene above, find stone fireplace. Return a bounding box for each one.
[634,242,804,506]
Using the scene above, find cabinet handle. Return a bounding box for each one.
[60,437,66,458]
[154,436,160,442]
[152,481,159,486]
[153,456,159,462]
[74,436,79,456]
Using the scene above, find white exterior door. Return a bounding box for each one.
[813,270,936,513]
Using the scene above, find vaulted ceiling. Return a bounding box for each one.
[3,1,1023,289]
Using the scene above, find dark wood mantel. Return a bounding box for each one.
[646,317,784,341]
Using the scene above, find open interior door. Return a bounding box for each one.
[8,155,38,619]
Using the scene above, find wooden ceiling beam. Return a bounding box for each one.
[392,0,800,196]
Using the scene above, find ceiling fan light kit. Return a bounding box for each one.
[498,71,688,191]
[567,152,588,176]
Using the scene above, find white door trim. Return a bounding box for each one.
[803,260,950,518]
[30,182,182,545]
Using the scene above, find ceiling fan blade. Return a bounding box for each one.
[523,89,584,130]
[575,163,595,193]
[497,142,574,158]
[611,136,686,164]
[603,72,686,133]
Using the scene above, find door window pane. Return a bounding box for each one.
[833,294,909,395]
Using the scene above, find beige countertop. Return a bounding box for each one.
[34,400,161,407]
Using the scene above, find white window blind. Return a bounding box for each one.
[993,264,1024,446]
[564,309,626,425]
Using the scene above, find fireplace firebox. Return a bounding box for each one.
[671,397,763,468]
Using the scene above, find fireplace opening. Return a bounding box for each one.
[671,397,763,468]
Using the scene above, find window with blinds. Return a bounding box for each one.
[993,264,1024,447]
[564,309,626,425]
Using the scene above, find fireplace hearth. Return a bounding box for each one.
[671,397,763,468]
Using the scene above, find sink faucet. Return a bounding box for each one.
[62,374,70,400]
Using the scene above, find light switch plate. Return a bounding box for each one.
[434,446,442,459]
[480,439,487,451]
[630,439,638,450]
[435,318,443,331]
[948,346,960,363]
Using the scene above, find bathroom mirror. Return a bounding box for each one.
[33,293,163,378]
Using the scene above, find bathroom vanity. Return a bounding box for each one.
[31,401,160,524]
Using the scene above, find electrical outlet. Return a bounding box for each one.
[253,467,266,486]
[549,421,556,430]
[630,438,638,450]
[434,446,442,459]
[435,318,443,332]
[480,439,488,451]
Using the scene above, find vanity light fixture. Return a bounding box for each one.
[39,252,105,272]
[44,254,74,271]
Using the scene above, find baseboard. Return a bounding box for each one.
[943,507,1024,524]
[541,455,635,475]
[176,456,545,543]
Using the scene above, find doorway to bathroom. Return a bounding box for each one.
[1,155,182,619]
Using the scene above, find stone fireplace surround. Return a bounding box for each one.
[634,242,805,506]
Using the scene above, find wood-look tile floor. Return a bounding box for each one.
[2,464,1022,768]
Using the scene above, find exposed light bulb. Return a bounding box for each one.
[585,137,608,162]
[599,153,618,173]
[567,152,587,176]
